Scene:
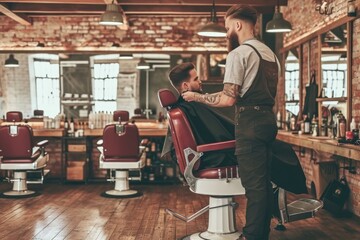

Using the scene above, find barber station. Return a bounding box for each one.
[0,1,360,240]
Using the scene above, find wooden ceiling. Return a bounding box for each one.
[0,0,288,26]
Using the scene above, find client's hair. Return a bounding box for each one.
[168,62,195,90]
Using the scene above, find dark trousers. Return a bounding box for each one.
[235,109,277,240]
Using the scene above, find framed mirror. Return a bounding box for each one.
[285,46,301,117]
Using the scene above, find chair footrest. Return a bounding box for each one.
[287,198,323,221]
[26,169,49,184]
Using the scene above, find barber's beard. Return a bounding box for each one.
[227,31,240,52]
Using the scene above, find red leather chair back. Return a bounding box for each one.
[0,125,33,159]
[6,111,23,122]
[113,110,129,122]
[158,89,197,174]
[102,123,140,160]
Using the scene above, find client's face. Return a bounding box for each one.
[186,69,202,93]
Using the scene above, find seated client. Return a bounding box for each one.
[162,62,307,195]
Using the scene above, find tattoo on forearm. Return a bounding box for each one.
[223,83,239,98]
[194,92,221,106]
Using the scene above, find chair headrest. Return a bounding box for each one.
[6,111,23,122]
[158,89,177,108]
[113,110,129,122]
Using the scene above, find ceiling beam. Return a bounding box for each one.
[9,3,275,15]
[0,3,31,25]
[0,0,288,6]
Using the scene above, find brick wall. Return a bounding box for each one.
[0,54,32,117]
[281,0,360,216]
[0,16,226,52]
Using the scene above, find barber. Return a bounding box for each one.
[182,4,279,240]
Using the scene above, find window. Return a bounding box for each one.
[33,59,60,117]
[93,62,119,112]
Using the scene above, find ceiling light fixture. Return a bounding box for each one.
[119,54,134,60]
[266,1,292,33]
[197,0,226,37]
[218,59,226,68]
[136,57,150,70]
[99,1,124,26]
[5,54,19,67]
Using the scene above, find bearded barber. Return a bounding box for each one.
[182,4,280,240]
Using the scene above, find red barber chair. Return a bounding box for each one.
[0,111,49,197]
[97,110,146,197]
[158,89,245,240]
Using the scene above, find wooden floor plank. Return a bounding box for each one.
[0,182,359,240]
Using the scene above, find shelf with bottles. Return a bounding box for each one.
[140,137,179,184]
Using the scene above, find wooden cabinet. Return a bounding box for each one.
[63,136,89,182]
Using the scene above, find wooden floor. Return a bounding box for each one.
[0,182,359,240]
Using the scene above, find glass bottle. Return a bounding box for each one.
[336,111,346,139]
[304,114,311,134]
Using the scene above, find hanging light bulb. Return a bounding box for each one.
[5,54,19,67]
[99,1,124,26]
[197,0,226,37]
[266,1,292,33]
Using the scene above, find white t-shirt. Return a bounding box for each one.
[223,39,280,97]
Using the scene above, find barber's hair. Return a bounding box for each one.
[225,4,257,26]
[168,62,195,89]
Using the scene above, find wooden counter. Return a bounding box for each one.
[33,129,64,137]
[277,130,360,161]
[8,122,167,138]
[84,122,168,137]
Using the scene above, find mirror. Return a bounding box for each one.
[320,23,347,99]
[285,46,301,117]
[0,52,229,120]
[319,23,350,138]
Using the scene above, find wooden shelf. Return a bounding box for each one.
[316,97,347,102]
[277,131,360,161]
[285,100,300,103]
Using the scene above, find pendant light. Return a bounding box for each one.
[119,54,134,60]
[218,59,226,68]
[99,1,124,26]
[197,0,226,37]
[5,54,19,67]
[136,57,150,70]
[266,1,292,33]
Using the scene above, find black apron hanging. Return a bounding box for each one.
[303,71,319,120]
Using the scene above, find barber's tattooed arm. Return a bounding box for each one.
[182,83,239,107]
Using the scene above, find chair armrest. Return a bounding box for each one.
[36,140,49,147]
[97,139,103,146]
[196,140,235,153]
[140,139,149,146]
[138,146,146,158]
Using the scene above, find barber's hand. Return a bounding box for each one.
[182,91,197,102]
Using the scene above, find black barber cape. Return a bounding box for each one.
[162,96,307,194]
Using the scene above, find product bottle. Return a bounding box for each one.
[290,114,297,131]
[304,115,311,134]
[350,118,357,131]
[70,117,75,133]
[337,111,346,139]
[312,115,319,137]
[64,116,69,130]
